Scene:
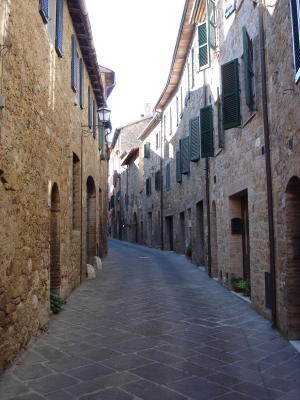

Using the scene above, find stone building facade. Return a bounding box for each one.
[109,0,300,340]
[0,0,114,372]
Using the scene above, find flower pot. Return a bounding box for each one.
[243,289,251,297]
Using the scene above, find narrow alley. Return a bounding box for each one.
[1,238,300,400]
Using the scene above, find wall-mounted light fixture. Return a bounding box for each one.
[81,104,112,136]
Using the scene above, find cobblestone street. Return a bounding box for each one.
[1,238,300,400]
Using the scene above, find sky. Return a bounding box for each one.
[85,0,186,133]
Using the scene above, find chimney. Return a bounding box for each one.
[144,103,152,117]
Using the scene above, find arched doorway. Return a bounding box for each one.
[50,183,60,293]
[286,176,300,339]
[86,176,96,265]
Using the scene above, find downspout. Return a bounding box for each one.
[259,3,276,327]
[80,135,83,283]
[160,114,164,250]
[204,71,212,277]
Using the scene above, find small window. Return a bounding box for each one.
[242,26,255,109]
[71,35,77,92]
[146,177,151,196]
[166,163,171,191]
[176,150,182,183]
[225,0,236,18]
[79,59,84,109]
[144,142,150,158]
[290,0,300,83]
[55,0,64,57]
[180,137,190,175]
[155,170,161,191]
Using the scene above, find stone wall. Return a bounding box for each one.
[0,0,109,372]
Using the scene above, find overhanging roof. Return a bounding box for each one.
[155,0,196,113]
[67,0,115,107]
[121,147,139,166]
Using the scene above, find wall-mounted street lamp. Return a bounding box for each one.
[81,104,112,136]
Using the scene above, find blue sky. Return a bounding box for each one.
[85,0,186,132]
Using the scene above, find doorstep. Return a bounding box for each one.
[231,290,252,306]
[290,341,300,354]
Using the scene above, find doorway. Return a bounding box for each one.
[165,216,174,251]
[286,176,300,339]
[196,201,205,266]
[241,195,250,279]
[86,176,96,265]
[50,183,60,293]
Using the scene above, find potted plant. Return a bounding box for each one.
[185,243,192,260]
[236,279,251,297]
[230,273,243,292]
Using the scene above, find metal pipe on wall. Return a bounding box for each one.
[258,3,277,327]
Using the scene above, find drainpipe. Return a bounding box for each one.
[160,114,164,251]
[204,71,212,277]
[259,3,276,327]
[80,134,83,283]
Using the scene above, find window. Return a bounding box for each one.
[55,0,64,57]
[290,0,300,83]
[221,58,240,130]
[93,100,96,138]
[146,177,151,196]
[144,142,150,158]
[88,86,92,128]
[191,48,195,87]
[98,123,105,154]
[71,35,77,92]
[155,170,161,191]
[176,150,182,183]
[198,22,210,70]
[200,105,214,157]
[189,117,200,162]
[156,132,160,149]
[79,59,84,109]
[242,27,254,109]
[180,137,190,175]
[225,0,236,18]
[39,0,49,23]
[73,153,80,230]
[166,163,171,190]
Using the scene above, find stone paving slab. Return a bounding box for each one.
[0,238,300,399]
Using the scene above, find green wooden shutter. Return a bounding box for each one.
[55,0,64,57]
[79,59,84,109]
[221,58,240,130]
[290,0,300,83]
[93,100,96,138]
[242,27,254,109]
[176,150,182,183]
[146,177,151,196]
[201,105,214,158]
[198,22,210,70]
[88,86,92,128]
[217,88,223,148]
[144,142,150,158]
[155,170,161,190]
[208,0,216,49]
[189,117,200,162]
[39,0,49,23]
[98,123,105,153]
[180,137,190,175]
[225,0,236,18]
[166,163,171,190]
[71,35,77,92]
